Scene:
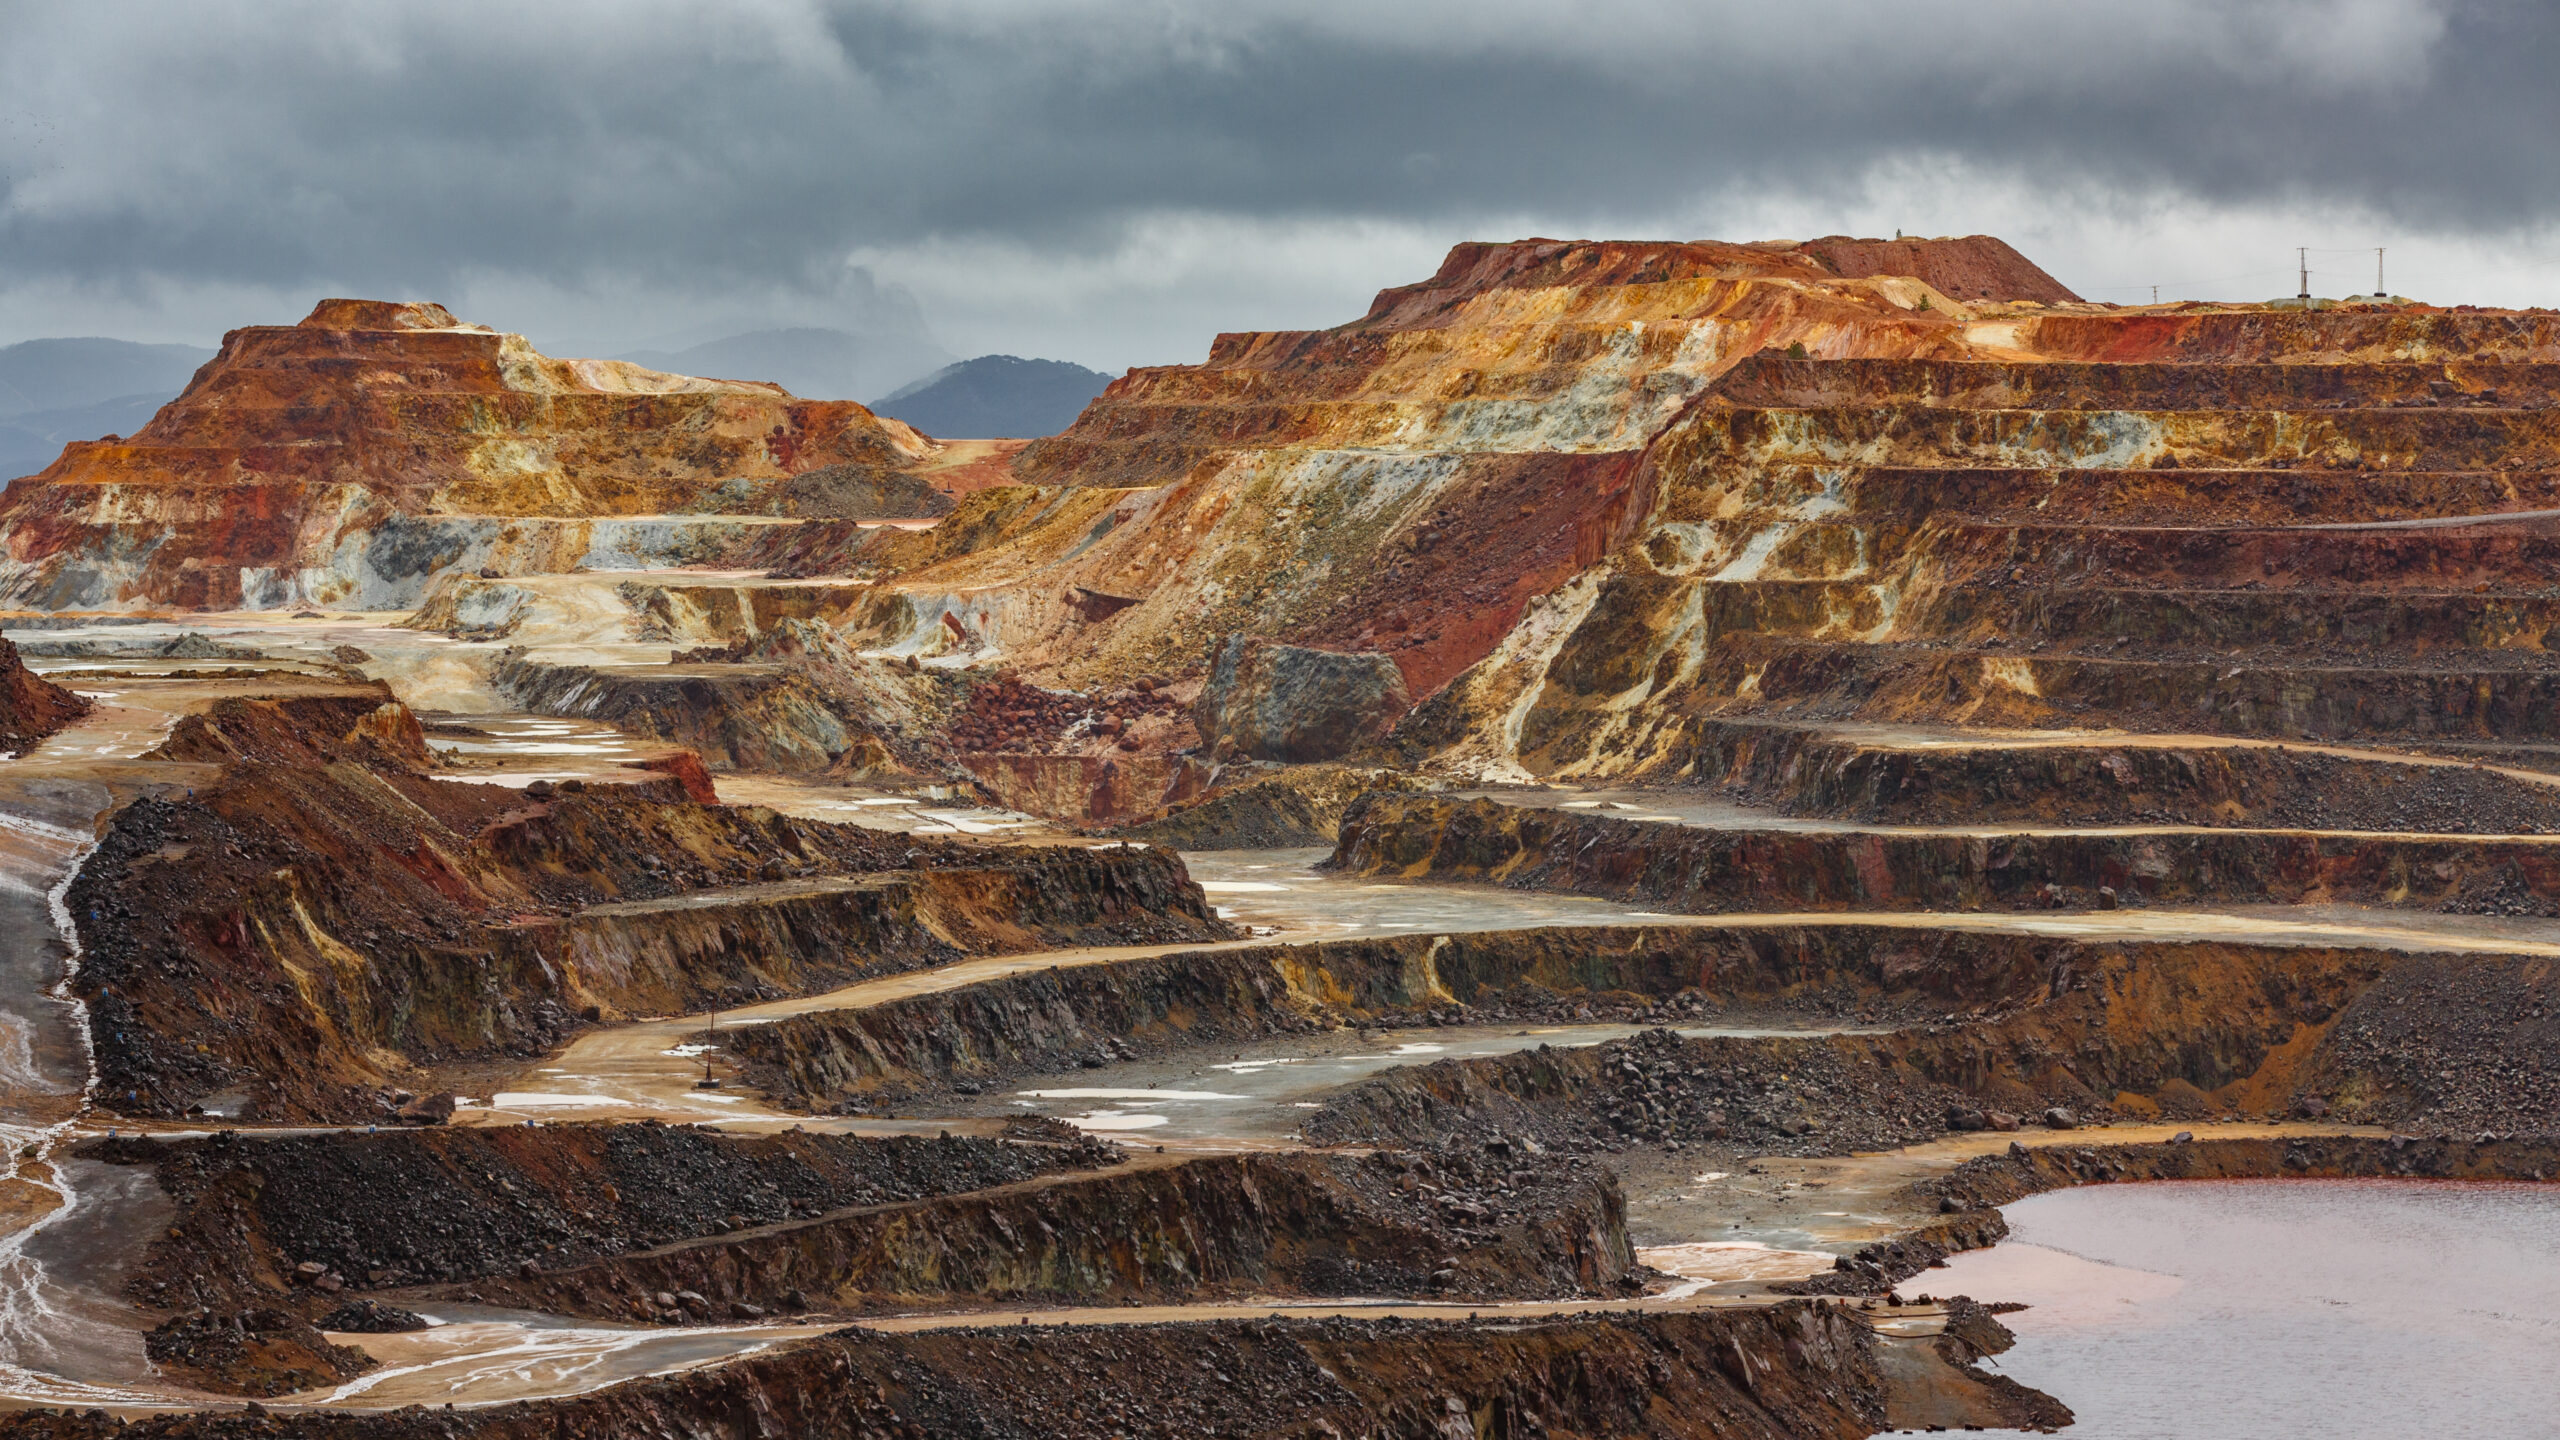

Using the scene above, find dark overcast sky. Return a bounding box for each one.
[2,0,2554,371]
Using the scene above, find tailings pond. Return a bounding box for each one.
[1933,1179,2560,1438]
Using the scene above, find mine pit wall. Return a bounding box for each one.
[718,921,2455,1116]
[1703,637,2560,741]
[724,923,2016,1108]
[0,507,832,614]
[1288,935,2556,1147]
[1334,793,2560,914]
[491,652,862,773]
[1683,719,2560,832]
[410,573,880,645]
[956,749,1212,824]
[438,1150,1636,1322]
[0,1303,2050,1440]
[67,692,1227,1121]
[96,1125,1119,1317]
[0,636,90,749]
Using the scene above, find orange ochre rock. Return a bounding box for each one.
[0,299,940,610]
[826,235,2089,699]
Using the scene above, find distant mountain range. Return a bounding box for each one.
[871,355,1114,439]
[0,338,216,480]
[616,327,953,405]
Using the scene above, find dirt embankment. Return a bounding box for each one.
[1333,792,2560,913]
[1302,938,2559,1152]
[0,1304,2065,1440]
[0,636,88,751]
[490,653,883,775]
[100,1122,1120,1309]
[716,924,2016,1112]
[1687,719,2560,833]
[1115,763,1435,848]
[95,1123,1120,1397]
[68,691,1228,1121]
[433,1147,1637,1324]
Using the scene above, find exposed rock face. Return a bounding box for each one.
[1298,930,2559,1149]
[1195,636,1411,763]
[0,637,88,751]
[102,1124,1120,1311]
[832,238,1994,695]
[1454,340,2560,778]
[68,690,1228,1121]
[0,299,941,610]
[1335,792,2560,914]
[1115,762,1430,848]
[438,1149,1635,1321]
[1684,717,2560,832]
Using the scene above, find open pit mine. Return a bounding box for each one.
[0,238,2546,1436]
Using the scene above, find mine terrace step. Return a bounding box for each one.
[1689,635,2560,742]
[1696,466,2560,527]
[1704,356,2560,412]
[1335,792,2560,915]
[1677,718,2560,834]
[1673,406,2560,472]
[1656,514,2560,589]
[1675,576,2560,652]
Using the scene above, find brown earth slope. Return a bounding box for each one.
[68,690,1227,1121]
[0,299,947,610]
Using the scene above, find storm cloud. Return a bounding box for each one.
[2,0,2553,367]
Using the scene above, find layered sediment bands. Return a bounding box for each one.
[444,1149,1635,1320]
[492,653,871,773]
[487,618,980,777]
[0,636,89,749]
[1117,763,1432,848]
[0,299,941,610]
[1304,937,2557,1149]
[724,924,1870,1107]
[1465,337,2560,779]
[0,1304,2037,1440]
[852,239,2004,692]
[1684,635,2560,744]
[1687,720,2560,832]
[409,573,879,645]
[101,1123,1119,1310]
[68,693,1226,1120]
[1334,793,2560,913]
[717,922,2219,1110]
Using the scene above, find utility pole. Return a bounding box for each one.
[2297,248,2311,300]
[2375,247,2387,298]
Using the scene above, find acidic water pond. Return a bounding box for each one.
[1932,1179,2560,1439]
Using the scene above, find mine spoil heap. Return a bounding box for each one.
[3,236,2558,1437]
